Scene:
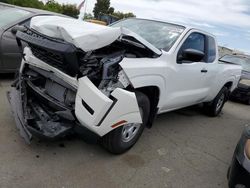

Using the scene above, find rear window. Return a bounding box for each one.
[0,5,31,28]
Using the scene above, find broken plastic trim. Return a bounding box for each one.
[7,89,32,143]
[95,96,117,127]
[8,68,78,141]
[82,99,94,115]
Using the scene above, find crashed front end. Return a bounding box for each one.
[7,20,158,143]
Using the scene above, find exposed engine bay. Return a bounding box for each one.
[17,26,158,97]
[77,35,158,95]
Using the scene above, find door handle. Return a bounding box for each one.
[201,69,208,73]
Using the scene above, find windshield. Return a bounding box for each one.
[220,55,250,72]
[0,5,31,28]
[111,18,185,51]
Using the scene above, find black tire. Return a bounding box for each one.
[227,166,231,180]
[246,98,250,105]
[204,87,229,117]
[101,91,150,154]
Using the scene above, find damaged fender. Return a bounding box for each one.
[75,76,142,136]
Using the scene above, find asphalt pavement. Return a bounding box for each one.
[0,74,249,188]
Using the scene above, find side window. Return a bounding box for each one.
[177,32,206,63]
[181,32,205,53]
[207,36,216,63]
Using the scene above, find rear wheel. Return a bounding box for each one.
[204,87,229,117]
[101,91,150,154]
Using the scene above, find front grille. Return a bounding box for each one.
[30,45,64,68]
[16,28,83,77]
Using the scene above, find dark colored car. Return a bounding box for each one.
[228,126,250,188]
[0,3,62,73]
[220,55,250,105]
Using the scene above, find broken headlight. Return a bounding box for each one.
[98,54,131,96]
[102,55,123,80]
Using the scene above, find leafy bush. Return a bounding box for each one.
[0,0,79,18]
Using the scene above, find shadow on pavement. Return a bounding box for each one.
[0,73,15,80]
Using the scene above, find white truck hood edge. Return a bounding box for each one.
[30,16,161,55]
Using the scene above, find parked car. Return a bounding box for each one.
[220,55,250,105]
[0,3,62,73]
[8,17,242,154]
[228,126,250,188]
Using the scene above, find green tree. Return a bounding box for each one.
[0,0,9,3]
[1,0,44,9]
[108,7,114,14]
[44,0,62,13]
[1,0,79,18]
[62,4,79,18]
[93,0,110,18]
[83,13,94,20]
[92,0,136,20]
[112,11,136,20]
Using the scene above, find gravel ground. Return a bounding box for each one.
[0,74,249,188]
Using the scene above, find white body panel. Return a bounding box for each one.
[75,76,113,128]
[75,77,142,136]
[120,52,241,113]
[120,29,242,113]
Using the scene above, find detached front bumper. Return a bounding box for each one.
[7,78,75,143]
[8,56,142,142]
[7,86,32,143]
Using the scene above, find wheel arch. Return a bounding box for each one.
[223,81,233,100]
[134,86,160,128]
[224,81,233,90]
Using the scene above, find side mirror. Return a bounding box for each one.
[178,49,205,63]
[11,25,26,34]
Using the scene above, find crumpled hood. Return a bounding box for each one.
[30,16,161,55]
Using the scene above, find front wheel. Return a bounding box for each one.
[101,91,150,154]
[204,87,229,117]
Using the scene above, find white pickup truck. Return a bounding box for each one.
[8,16,241,154]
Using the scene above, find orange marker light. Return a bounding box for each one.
[111,120,127,128]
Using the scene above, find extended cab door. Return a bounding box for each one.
[163,31,212,110]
